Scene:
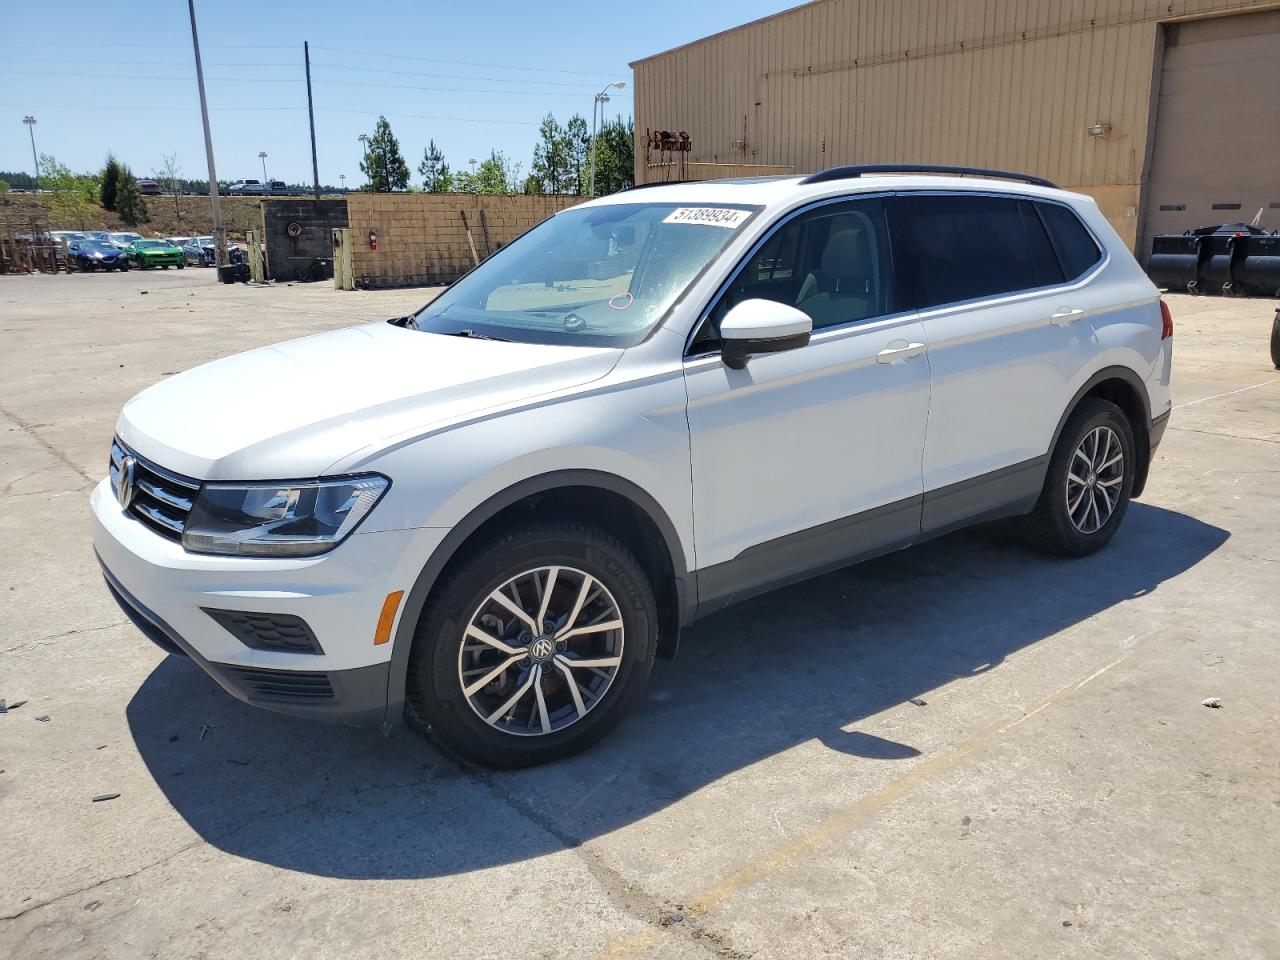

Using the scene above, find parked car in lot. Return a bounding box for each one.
[266,180,289,195]
[137,179,161,196]
[83,231,113,243]
[108,232,143,251]
[94,165,1173,767]
[166,236,194,250]
[67,239,131,272]
[226,179,266,196]
[182,236,245,266]
[126,239,185,269]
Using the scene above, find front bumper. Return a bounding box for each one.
[91,478,439,730]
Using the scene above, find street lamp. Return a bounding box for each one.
[589,82,625,197]
[358,133,371,190]
[339,174,346,192]
[22,116,39,188]
[258,150,268,184]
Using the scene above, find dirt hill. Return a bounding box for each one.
[0,194,267,240]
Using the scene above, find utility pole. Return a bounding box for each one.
[187,0,225,265]
[22,116,39,188]
[259,151,268,184]
[305,41,320,199]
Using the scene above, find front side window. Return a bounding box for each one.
[690,197,895,354]
[895,194,1066,309]
[410,202,759,347]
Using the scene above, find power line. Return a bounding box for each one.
[313,76,630,98]
[4,57,296,68]
[311,61,613,89]
[0,70,300,83]
[16,103,542,125]
[310,45,620,77]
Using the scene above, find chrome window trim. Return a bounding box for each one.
[682,188,1109,361]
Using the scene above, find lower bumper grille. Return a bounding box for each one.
[225,666,336,703]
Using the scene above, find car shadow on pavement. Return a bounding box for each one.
[126,502,1228,879]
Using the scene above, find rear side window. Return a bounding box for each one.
[895,194,1064,309]
[1037,202,1103,279]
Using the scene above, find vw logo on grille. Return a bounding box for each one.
[528,636,555,663]
[117,455,137,509]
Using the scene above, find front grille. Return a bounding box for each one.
[110,438,200,542]
[225,666,335,703]
[203,608,324,654]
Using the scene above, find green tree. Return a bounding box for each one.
[530,114,569,194]
[417,139,453,192]
[100,154,122,211]
[360,116,410,192]
[565,114,589,194]
[455,151,521,195]
[40,154,98,228]
[592,116,635,196]
[115,165,149,227]
[0,179,10,201]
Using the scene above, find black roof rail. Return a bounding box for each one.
[799,164,1058,189]
[623,179,690,191]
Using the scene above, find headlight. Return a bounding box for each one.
[182,475,389,557]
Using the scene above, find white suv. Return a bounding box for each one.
[92,165,1173,767]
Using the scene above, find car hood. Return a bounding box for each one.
[117,322,623,479]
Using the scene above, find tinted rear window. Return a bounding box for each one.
[1037,202,1103,279]
[896,195,1064,309]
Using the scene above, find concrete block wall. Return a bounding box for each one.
[260,198,348,282]
[346,193,581,288]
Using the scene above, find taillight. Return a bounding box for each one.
[1159,299,1173,339]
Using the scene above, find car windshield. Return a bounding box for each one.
[135,240,168,249]
[80,241,115,253]
[194,237,213,245]
[410,202,760,347]
[111,234,139,243]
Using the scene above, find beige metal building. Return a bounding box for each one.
[630,0,1280,257]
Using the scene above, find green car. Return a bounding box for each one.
[126,239,185,270]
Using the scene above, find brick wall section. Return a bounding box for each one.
[346,193,581,288]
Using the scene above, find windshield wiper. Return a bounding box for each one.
[450,329,511,342]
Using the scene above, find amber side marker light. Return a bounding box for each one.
[1160,299,1174,339]
[374,591,405,645]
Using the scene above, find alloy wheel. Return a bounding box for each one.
[1065,425,1124,534]
[457,565,625,737]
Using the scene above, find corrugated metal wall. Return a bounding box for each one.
[632,0,1279,246]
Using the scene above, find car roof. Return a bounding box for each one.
[585,172,1087,214]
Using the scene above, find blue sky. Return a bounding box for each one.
[1,0,791,187]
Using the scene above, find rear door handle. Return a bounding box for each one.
[876,341,927,364]
[1050,307,1085,326]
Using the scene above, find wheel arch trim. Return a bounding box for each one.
[1049,365,1153,496]
[381,469,692,730]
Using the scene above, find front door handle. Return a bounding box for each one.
[876,341,926,364]
[1050,307,1085,326]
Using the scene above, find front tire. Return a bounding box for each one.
[1020,398,1135,557]
[405,523,658,768]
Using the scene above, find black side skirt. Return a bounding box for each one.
[694,455,1047,620]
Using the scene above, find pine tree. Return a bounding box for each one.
[115,166,149,227]
[360,116,410,192]
[418,139,452,192]
[100,154,121,211]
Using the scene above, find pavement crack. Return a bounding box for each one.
[1166,425,1280,445]
[1,621,128,656]
[0,838,205,922]
[0,402,96,484]
[467,764,749,959]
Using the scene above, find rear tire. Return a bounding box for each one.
[405,522,658,768]
[1019,398,1135,557]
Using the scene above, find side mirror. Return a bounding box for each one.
[719,299,813,370]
